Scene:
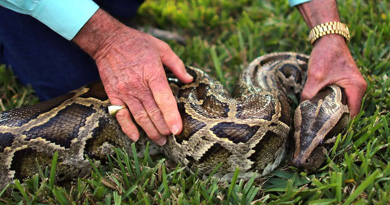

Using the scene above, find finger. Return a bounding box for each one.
[109,98,140,141]
[149,77,183,136]
[115,108,140,141]
[127,98,167,146]
[300,79,324,101]
[344,86,365,117]
[141,93,171,136]
[152,37,193,83]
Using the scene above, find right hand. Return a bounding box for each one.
[301,35,367,117]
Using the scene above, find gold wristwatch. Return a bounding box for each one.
[308,22,350,44]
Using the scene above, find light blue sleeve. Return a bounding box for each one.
[289,0,312,6]
[0,0,99,40]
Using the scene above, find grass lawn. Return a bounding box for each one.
[1,0,390,204]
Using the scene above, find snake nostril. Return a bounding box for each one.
[291,157,304,168]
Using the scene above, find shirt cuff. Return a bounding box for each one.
[289,0,311,7]
[32,0,99,40]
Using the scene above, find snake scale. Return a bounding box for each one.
[0,52,350,189]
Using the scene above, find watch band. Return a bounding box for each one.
[308,22,350,44]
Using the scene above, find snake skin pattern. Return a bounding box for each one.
[0,52,349,189]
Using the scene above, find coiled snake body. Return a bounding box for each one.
[0,52,349,189]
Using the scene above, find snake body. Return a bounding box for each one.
[0,52,349,189]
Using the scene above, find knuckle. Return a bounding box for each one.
[359,77,368,88]
[116,110,127,119]
[359,81,368,92]
[348,73,367,92]
[133,111,150,124]
[155,92,173,107]
[117,77,149,95]
[130,80,148,92]
[159,43,172,59]
[148,107,162,120]
[117,81,128,93]
[147,71,166,84]
[309,72,325,82]
[159,41,170,52]
[343,62,358,70]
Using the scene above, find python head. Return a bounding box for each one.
[291,85,350,171]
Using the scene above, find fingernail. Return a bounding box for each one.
[157,137,167,146]
[186,73,193,80]
[130,134,138,141]
[171,125,180,135]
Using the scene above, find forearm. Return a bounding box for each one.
[297,0,346,46]
[296,0,340,29]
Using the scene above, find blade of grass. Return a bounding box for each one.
[343,170,381,205]
[49,152,58,190]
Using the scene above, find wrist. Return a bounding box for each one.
[73,9,124,59]
[308,21,350,44]
[312,34,347,48]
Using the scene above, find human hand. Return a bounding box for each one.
[300,35,367,117]
[73,9,193,145]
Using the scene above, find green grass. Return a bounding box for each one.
[1,0,390,203]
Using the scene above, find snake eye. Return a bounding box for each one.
[57,173,66,182]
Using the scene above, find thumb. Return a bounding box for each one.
[300,78,325,101]
[152,36,193,84]
[344,86,364,117]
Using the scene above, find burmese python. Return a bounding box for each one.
[0,52,350,189]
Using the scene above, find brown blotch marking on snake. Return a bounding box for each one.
[79,82,108,100]
[211,122,260,143]
[200,95,229,118]
[279,64,303,85]
[10,148,52,180]
[278,94,293,125]
[178,87,195,99]
[186,143,231,174]
[249,130,285,171]
[196,83,208,100]
[23,104,95,148]
[236,94,276,121]
[84,115,123,159]
[176,103,206,144]
[189,102,225,120]
[178,83,210,100]
[0,132,15,152]
[0,92,76,127]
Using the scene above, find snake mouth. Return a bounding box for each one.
[291,146,327,172]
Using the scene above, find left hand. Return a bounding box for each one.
[300,35,367,117]
[73,9,193,145]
